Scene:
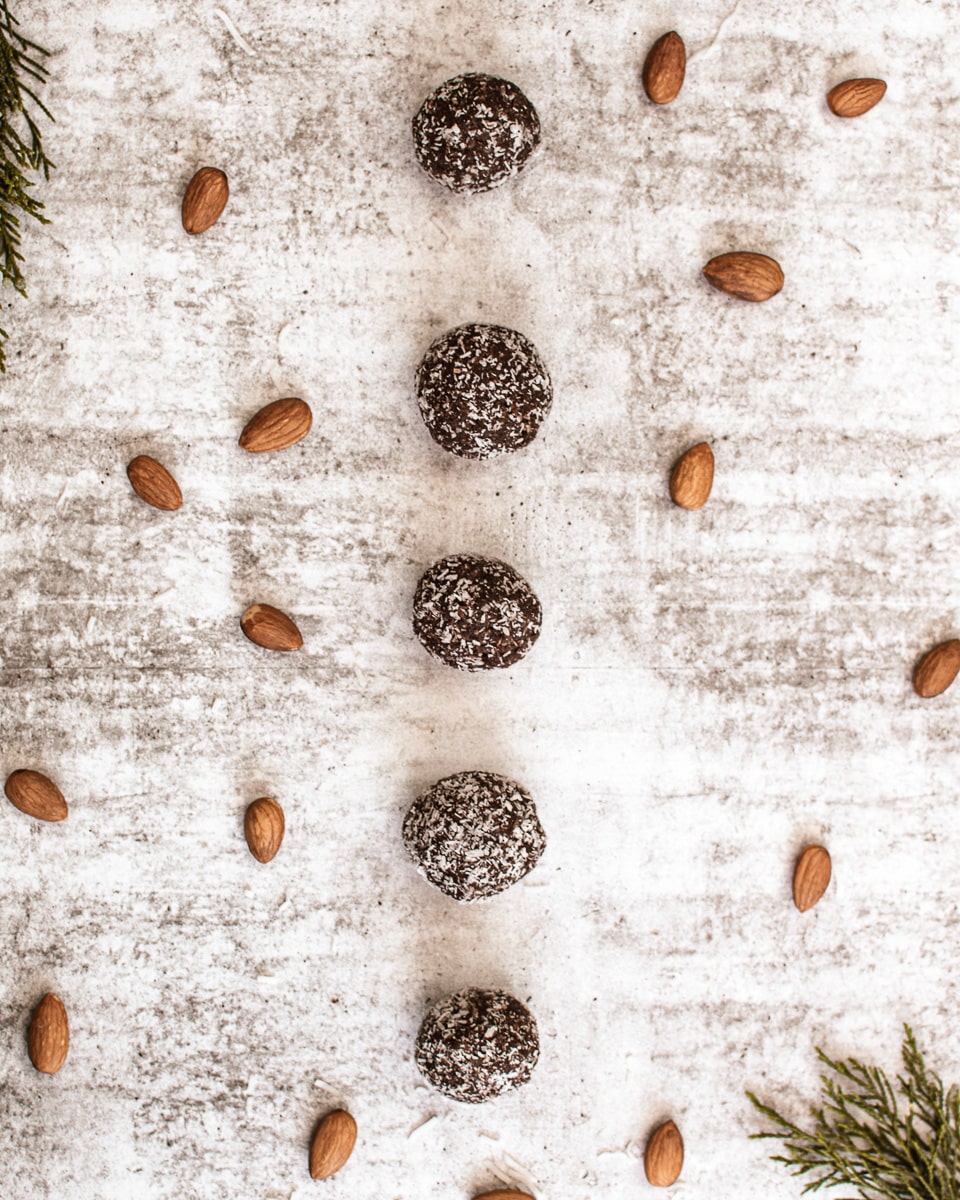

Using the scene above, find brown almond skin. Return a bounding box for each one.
[182,166,229,234]
[240,603,303,652]
[239,398,312,453]
[309,1109,357,1180]
[28,993,69,1074]
[669,442,714,510]
[127,455,183,511]
[703,252,784,302]
[827,78,886,118]
[5,769,68,822]
[474,1192,536,1200]
[793,844,831,912]
[913,639,960,698]
[645,1119,684,1187]
[643,32,686,105]
[244,797,285,863]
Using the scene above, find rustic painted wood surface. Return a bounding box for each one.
[2,1,960,1197]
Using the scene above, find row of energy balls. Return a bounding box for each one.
[7,45,909,1195]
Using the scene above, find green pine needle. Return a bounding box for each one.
[0,0,54,372]
[748,1026,960,1200]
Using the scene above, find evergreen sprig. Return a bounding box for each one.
[748,1027,960,1200]
[0,0,53,372]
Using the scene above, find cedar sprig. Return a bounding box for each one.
[748,1026,960,1200]
[0,0,54,372]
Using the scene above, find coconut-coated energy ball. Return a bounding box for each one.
[412,73,541,193]
[415,987,540,1102]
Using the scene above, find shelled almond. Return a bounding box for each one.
[244,797,285,862]
[644,1119,684,1186]
[793,844,831,912]
[642,32,686,105]
[702,252,783,302]
[309,1109,357,1180]
[27,992,69,1074]
[239,398,312,453]
[181,167,229,234]
[5,769,67,822]
[127,455,182,511]
[240,603,303,652]
[669,442,714,510]
[826,78,886,118]
[913,639,960,698]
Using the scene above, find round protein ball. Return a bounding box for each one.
[412,73,541,194]
[416,324,552,459]
[403,771,546,902]
[412,554,542,671]
[415,987,539,1103]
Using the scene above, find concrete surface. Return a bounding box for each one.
[2,1,960,1197]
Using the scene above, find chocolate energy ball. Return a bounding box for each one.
[403,771,546,902]
[412,73,541,194]
[416,324,553,459]
[412,554,542,671]
[415,987,539,1103]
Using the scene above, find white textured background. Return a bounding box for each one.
[2,1,960,1198]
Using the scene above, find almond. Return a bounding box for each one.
[5,769,68,822]
[309,1109,357,1180]
[642,32,686,105]
[826,78,886,119]
[473,1192,536,1200]
[127,455,183,511]
[181,166,229,234]
[793,844,831,912]
[644,1118,683,1187]
[239,398,312,453]
[244,797,285,863]
[240,603,303,652]
[28,993,69,1074]
[703,251,783,302]
[913,639,960,698]
[669,442,714,510]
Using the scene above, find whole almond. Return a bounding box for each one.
[239,398,312,453]
[244,797,285,863]
[827,78,886,118]
[309,1109,357,1180]
[5,769,67,822]
[127,455,183,511]
[474,1192,536,1200]
[28,993,69,1074]
[240,603,303,652]
[181,166,229,234]
[669,442,714,510]
[645,1119,684,1187]
[703,251,783,302]
[643,32,686,105]
[793,844,831,912]
[913,639,960,698]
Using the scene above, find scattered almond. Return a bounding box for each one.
[239,398,312,453]
[5,769,67,822]
[642,32,686,105]
[644,1119,684,1187]
[669,442,714,510]
[793,844,831,912]
[181,166,229,234]
[309,1109,357,1180]
[826,78,886,118]
[474,1192,536,1200]
[703,251,784,302]
[244,797,285,863]
[913,639,960,698]
[28,993,69,1074]
[240,603,303,652]
[127,455,183,511]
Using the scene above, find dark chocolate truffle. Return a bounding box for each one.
[412,73,541,194]
[416,324,552,459]
[415,987,539,1102]
[412,554,542,671]
[403,771,546,902]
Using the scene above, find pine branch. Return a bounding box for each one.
[748,1027,960,1200]
[0,0,54,372]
